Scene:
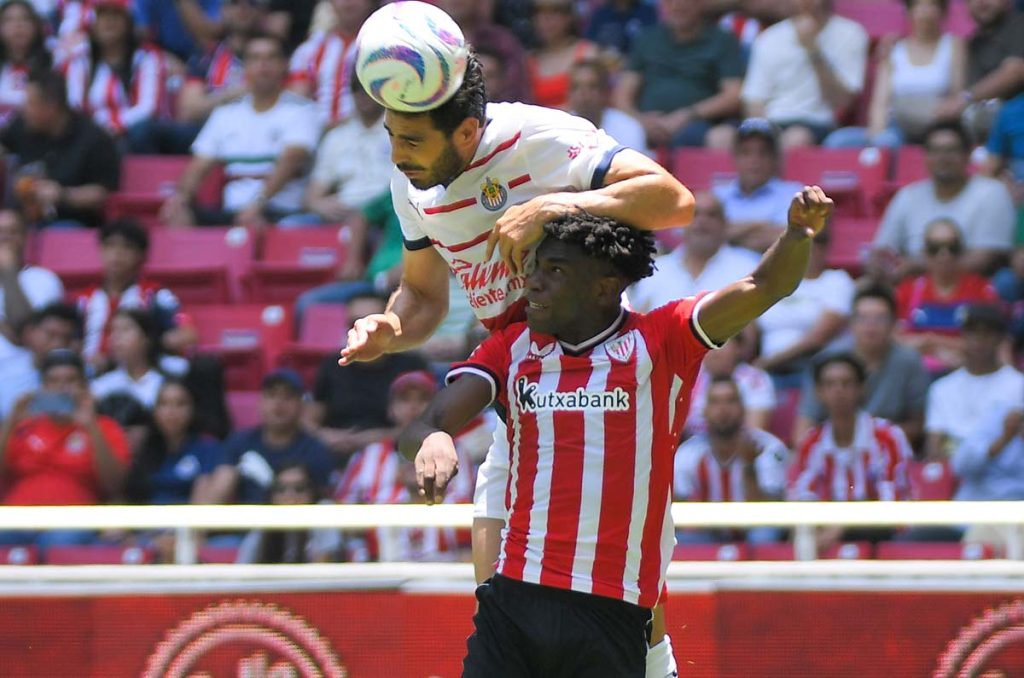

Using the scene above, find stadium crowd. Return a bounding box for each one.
[0,0,1021,565]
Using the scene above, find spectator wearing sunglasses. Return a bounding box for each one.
[895,218,999,373]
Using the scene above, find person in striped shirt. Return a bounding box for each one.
[400,187,833,677]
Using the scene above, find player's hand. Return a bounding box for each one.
[339,313,397,366]
[786,185,833,239]
[485,193,574,277]
[415,431,459,505]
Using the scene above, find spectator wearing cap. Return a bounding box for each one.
[894,218,999,373]
[870,121,1016,280]
[925,304,1024,459]
[308,293,429,458]
[0,349,131,550]
[614,0,745,148]
[740,0,869,149]
[224,368,335,504]
[0,69,120,229]
[568,59,650,158]
[160,32,320,229]
[952,402,1024,502]
[713,118,805,252]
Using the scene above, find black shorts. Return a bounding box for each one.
[463,574,652,678]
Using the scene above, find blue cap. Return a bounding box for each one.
[261,368,305,394]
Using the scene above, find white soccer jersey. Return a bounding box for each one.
[394,102,625,332]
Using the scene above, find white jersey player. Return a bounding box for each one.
[341,51,694,677]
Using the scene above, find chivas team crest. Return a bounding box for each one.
[480,177,508,211]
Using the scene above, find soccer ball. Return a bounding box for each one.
[355,1,469,113]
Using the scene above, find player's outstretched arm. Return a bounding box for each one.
[698,186,834,346]
[339,245,450,365]
[397,374,494,504]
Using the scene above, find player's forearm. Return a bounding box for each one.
[398,377,493,460]
[750,227,814,303]
[563,172,695,232]
[382,282,448,353]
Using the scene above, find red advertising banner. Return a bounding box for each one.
[2,588,1024,677]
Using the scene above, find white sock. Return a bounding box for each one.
[646,633,679,678]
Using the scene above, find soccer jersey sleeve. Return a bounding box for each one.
[281,101,322,152]
[642,294,722,375]
[191,107,227,159]
[390,171,431,251]
[446,328,516,406]
[519,106,626,191]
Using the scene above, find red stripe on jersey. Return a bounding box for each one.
[537,355,591,591]
[368,444,392,499]
[501,361,542,582]
[589,354,637,601]
[330,37,348,121]
[431,229,490,252]
[637,352,674,609]
[508,173,531,188]
[480,297,528,332]
[465,133,522,171]
[423,197,478,215]
[696,457,710,502]
[211,48,232,89]
[105,75,123,133]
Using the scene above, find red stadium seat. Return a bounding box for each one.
[246,226,348,303]
[875,541,993,560]
[0,545,39,565]
[31,228,102,297]
[277,304,349,387]
[227,390,263,430]
[198,545,240,564]
[750,541,872,560]
[943,1,976,37]
[835,0,905,40]
[783,147,890,217]
[145,226,255,304]
[671,542,750,561]
[106,156,225,227]
[671,148,736,192]
[750,543,796,560]
[44,544,156,565]
[907,459,958,501]
[825,217,879,275]
[190,304,293,390]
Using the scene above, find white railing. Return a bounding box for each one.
[1,501,1022,564]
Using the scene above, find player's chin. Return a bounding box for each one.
[525,306,555,334]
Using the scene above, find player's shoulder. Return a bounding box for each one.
[488,101,597,139]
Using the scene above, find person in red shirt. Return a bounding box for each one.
[895,217,999,372]
[0,349,131,550]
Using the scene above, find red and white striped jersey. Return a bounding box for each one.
[718,12,763,48]
[63,44,167,135]
[188,42,244,93]
[788,412,912,502]
[448,296,718,608]
[75,281,181,360]
[289,30,358,127]
[673,428,789,502]
[394,102,624,333]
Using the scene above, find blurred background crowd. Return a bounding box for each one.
[0,0,1021,565]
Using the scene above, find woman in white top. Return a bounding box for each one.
[824,0,965,148]
[90,308,166,409]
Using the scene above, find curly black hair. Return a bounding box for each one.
[423,50,487,136]
[542,211,656,284]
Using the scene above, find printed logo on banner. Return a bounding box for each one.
[143,600,347,678]
[934,598,1024,678]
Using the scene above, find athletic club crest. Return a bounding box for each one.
[605,333,636,363]
[480,177,508,211]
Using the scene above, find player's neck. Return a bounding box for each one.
[555,307,623,348]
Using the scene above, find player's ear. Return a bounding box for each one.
[452,116,480,152]
[594,273,625,306]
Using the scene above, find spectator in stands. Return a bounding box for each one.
[584,0,658,66]
[289,0,377,128]
[440,0,530,104]
[755,228,854,384]
[225,368,335,503]
[953,403,1024,501]
[77,219,194,370]
[61,0,167,153]
[870,122,1016,279]
[289,75,390,225]
[788,353,912,551]
[894,218,999,372]
[796,284,931,448]
[825,0,966,149]
[308,293,428,458]
[741,0,869,149]
[924,304,1024,459]
[675,376,788,544]
[994,247,1024,353]
[717,0,788,54]
[0,302,83,421]
[266,0,319,53]
[614,0,745,149]
[90,308,171,410]
[934,0,1024,133]
[337,370,472,562]
[134,0,222,63]
[0,70,120,229]
[237,462,343,563]
[526,0,597,110]
[160,33,320,228]
[686,334,776,435]
[0,208,63,360]
[0,1,51,113]
[567,59,649,158]
[628,191,760,312]
[294,193,405,324]
[984,94,1024,182]
[0,349,130,549]
[123,378,233,505]
[714,118,805,252]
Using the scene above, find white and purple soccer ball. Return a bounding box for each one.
[355,1,469,113]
